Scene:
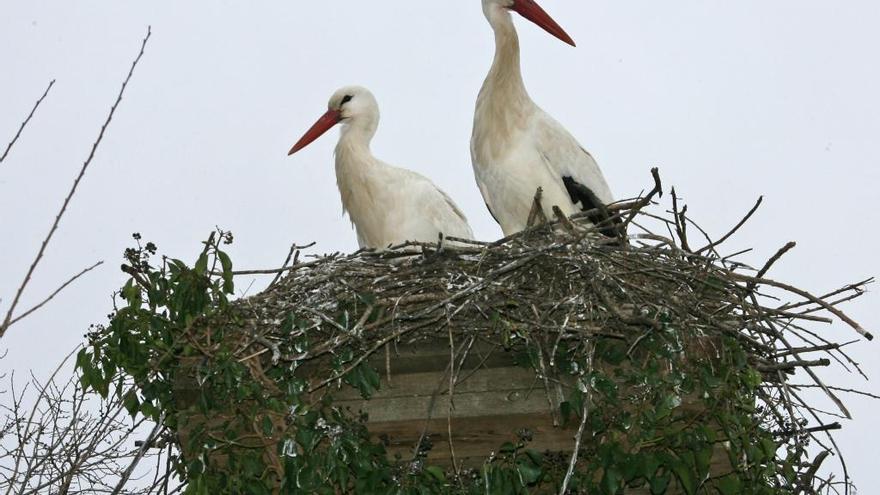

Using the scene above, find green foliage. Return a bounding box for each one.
[78,232,802,494]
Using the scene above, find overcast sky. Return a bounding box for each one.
[2,1,878,490]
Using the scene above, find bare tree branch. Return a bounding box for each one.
[110,417,165,495]
[6,261,104,328]
[0,351,169,494]
[0,27,152,339]
[0,80,55,164]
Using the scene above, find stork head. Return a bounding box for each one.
[288,86,379,155]
[482,0,575,46]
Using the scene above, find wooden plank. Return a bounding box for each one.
[368,412,577,466]
[297,339,521,378]
[336,386,560,423]
[330,365,564,401]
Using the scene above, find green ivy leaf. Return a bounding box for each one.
[122,389,140,418]
[669,459,696,495]
[760,437,778,459]
[425,466,445,482]
[140,401,159,420]
[217,250,234,294]
[560,401,573,426]
[343,363,381,399]
[261,416,274,437]
[188,458,204,475]
[744,369,763,389]
[716,475,742,495]
[602,467,622,494]
[516,459,543,485]
[694,446,713,478]
[650,472,670,494]
[194,253,208,276]
[524,448,543,466]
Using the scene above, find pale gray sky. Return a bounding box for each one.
[2,1,878,490]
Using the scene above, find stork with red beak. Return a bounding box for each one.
[289,86,474,250]
[472,0,617,236]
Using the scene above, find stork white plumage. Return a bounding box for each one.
[289,86,474,250]
[472,0,617,236]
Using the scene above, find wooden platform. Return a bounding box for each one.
[175,336,734,492]
[321,339,577,466]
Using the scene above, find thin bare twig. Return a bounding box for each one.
[109,417,165,495]
[0,27,152,339]
[6,261,104,328]
[560,343,594,495]
[731,272,874,341]
[270,242,315,287]
[756,242,797,281]
[696,196,763,254]
[0,80,55,164]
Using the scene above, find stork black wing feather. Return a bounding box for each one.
[561,176,623,239]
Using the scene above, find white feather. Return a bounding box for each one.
[325,86,474,249]
[472,1,614,236]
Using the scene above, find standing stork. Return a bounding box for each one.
[472,0,618,237]
[289,86,474,249]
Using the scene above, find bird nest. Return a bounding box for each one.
[159,170,873,494]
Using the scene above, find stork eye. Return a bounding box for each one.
[341,95,353,105]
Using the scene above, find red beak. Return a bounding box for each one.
[510,0,576,47]
[288,109,342,155]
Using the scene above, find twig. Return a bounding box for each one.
[526,187,548,228]
[0,27,151,339]
[796,450,831,495]
[531,332,560,427]
[560,343,594,495]
[744,241,797,296]
[229,256,328,277]
[446,324,462,483]
[6,261,103,328]
[775,423,841,439]
[109,417,165,495]
[755,358,830,372]
[696,196,763,254]
[3,350,77,495]
[552,205,577,233]
[670,188,692,252]
[774,341,854,358]
[778,279,873,312]
[0,80,55,164]
[786,385,880,400]
[620,167,663,232]
[270,242,315,287]
[777,332,853,420]
[730,272,874,340]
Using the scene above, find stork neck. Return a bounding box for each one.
[334,124,378,182]
[474,9,534,158]
[483,10,529,104]
[334,131,380,240]
[337,120,376,154]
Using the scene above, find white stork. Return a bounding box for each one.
[289,86,474,250]
[472,0,618,237]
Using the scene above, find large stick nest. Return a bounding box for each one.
[207,170,872,492]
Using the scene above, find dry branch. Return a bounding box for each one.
[0,27,152,339]
[0,80,55,164]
